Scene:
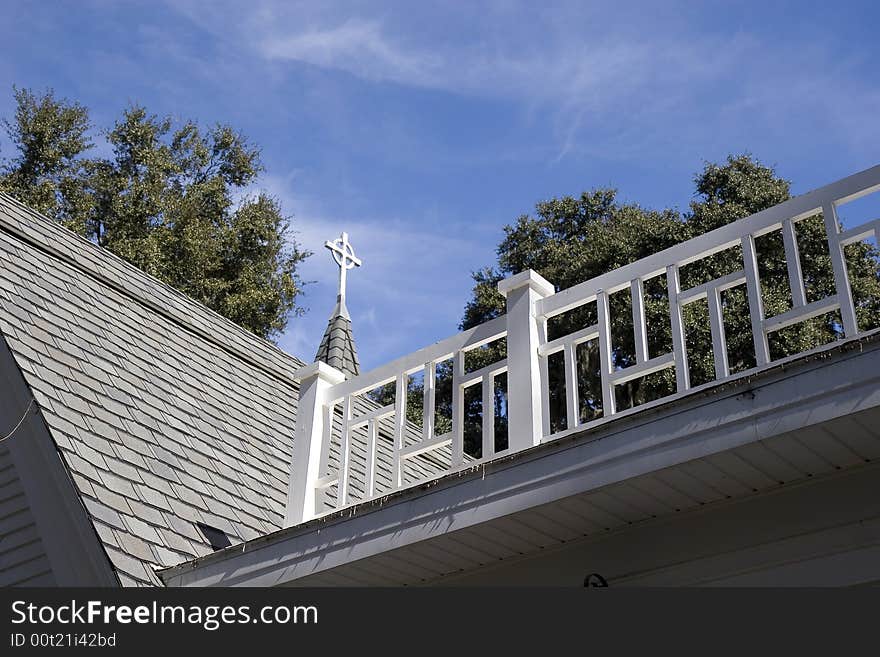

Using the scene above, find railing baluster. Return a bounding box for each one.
[365,418,377,498]
[423,361,435,442]
[451,352,464,466]
[337,395,353,508]
[315,401,336,513]
[563,341,579,430]
[537,318,551,438]
[392,373,406,488]
[482,375,494,459]
[741,235,770,367]
[782,218,807,308]
[666,265,690,393]
[708,287,729,379]
[596,290,615,416]
[631,278,649,363]
[822,202,859,337]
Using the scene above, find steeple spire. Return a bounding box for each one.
[314,232,361,377]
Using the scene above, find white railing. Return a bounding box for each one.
[285,164,880,526]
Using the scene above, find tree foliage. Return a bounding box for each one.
[0,87,308,340]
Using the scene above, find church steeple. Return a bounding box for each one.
[314,232,361,378]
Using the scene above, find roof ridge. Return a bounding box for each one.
[0,192,306,385]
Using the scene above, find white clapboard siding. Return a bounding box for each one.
[0,445,55,586]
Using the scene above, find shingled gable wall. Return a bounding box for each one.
[0,192,306,585]
[1,332,118,586]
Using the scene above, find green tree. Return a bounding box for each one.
[0,86,92,221]
[0,88,308,340]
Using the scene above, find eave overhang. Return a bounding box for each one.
[160,331,880,587]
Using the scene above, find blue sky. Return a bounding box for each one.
[1,1,878,370]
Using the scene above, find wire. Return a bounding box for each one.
[0,397,35,442]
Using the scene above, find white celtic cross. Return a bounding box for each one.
[325,231,362,304]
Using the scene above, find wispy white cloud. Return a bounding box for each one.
[254,14,716,112]
[165,1,878,162]
[261,19,437,86]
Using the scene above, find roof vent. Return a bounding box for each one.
[196,522,232,551]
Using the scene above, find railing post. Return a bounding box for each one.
[498,270,555,452]
[285,361,346,527]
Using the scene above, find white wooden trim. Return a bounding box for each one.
[399,433,453,460]
[287,165,880,524]
[838,219,880,246]
[609,352,675,386]
[677,271,747,305]
[538,325,599,357]
[597,290,615,416]
[337,395,353,509]
[423,361,436,443]
[564,341,579,430]
[451,352,464,467]
[503,271,553,451]
[315,475,339,490]
[327,316,507,402]
[482,375,495,460]
[392,374,406,488]
[179,335,880,587]
[782,218,807,308]
[763,296,840,333]
[365,419,377,498]
[667,265,690,393]
[348,403,394,429]
[538,319,552,438]
[742,234,770,367]
[823,202,859,337]
[631,278,649,364]
[537,165,880,319]
[708,287,729,379]
[458,359,508,388]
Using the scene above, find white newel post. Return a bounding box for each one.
[285,361,346,527]
[498,270,555,453]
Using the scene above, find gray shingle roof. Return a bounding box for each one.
[0,192,305,586]
[315,300,360,378]
[0,192,452,586]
